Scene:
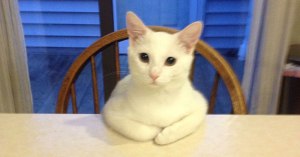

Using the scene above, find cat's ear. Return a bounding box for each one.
[177,22,203,53]
[126,11,149,42]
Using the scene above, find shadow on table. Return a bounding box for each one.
[64,115,137,146]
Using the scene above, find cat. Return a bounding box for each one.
[103,11,207,145]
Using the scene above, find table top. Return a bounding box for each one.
[0,114,299,157]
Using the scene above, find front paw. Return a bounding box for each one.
[154,128,174,145]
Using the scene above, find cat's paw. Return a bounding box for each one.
[154,128,175,145]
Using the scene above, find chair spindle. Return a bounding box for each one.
[114,41,121,81]
[70,83,78,113]
[189,54,196,81]
[208,73,220,113]
[90,56,100,114]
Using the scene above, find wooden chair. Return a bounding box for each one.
[56,26,247,114]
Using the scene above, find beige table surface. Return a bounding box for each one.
[0,114,299,157]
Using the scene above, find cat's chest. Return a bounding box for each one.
[127,94,192,127]
[116,76,196,127]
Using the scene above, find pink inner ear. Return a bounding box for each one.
[128,29,146,41]
[177,22,203,52]
[179,36,198,50]
[126,12,148,41]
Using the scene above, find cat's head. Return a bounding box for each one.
[126,12,203,88]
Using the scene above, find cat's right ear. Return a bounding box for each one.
[126,11,149,42]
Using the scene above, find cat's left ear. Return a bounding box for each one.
[177,22,203,53]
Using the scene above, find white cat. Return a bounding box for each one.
[103,12,207,145]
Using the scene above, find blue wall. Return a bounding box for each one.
[19,0,100,48]
[202,0,250,53]
[19,0,251,55]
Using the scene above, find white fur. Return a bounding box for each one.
[103,12,207,145]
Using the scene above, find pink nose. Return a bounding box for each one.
[150,73,159,80]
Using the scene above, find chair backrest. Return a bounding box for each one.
[56,26,247,114]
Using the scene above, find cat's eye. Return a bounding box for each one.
[165,57,176,66]
[139,53,149,63]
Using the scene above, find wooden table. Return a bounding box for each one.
[0,114,299,157]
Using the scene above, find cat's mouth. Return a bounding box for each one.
[150,81,158,86]
[149,80,162,87]
[149,79,169,87]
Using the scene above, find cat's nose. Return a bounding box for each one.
[149,73,159,80]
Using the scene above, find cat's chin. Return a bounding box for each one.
[139,81,164,89]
